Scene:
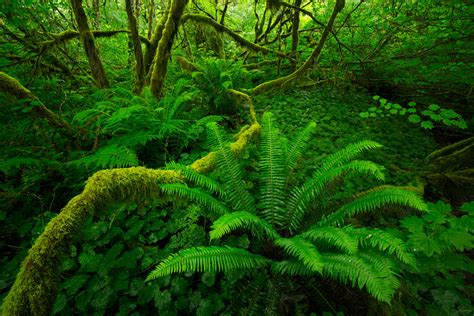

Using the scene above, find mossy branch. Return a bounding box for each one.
[1,93,260,315]
[39,30,151,55]
[250,0,345,94]
[181,14,291,60]
[0,71,76,139]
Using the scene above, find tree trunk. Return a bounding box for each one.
[149,0,189,99]
[290,0,301,72]
[70,0,109,88]
[144,3,170,75]
[126,0,145,94]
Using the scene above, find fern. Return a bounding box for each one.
[209,211,279,241]
[259,112,286,226]
[317,140,383,176]
[165,162,224,195]
[344,226,417,267]
[285,121,317,171]
[160,184,230,216]
[146,246,271,280]
[206,122,254,213]
[286,159,386,232]
[321,253,397,303]
[275,237,323,272]
[272,260,314,277]
[299,226,358,255]
[319,187,428,227]
[68,144,139,169]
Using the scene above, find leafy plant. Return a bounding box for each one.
[147,112,427,312]
[360,96,467,130]
[397,201,474,315]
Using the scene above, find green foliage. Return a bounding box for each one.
[149,112,427,307]
[187,58,253,114]
[360,96,467,130]
[396,201,474,315]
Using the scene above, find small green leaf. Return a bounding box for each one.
[420,121,434,129]
[408,101,417,107]
[428,104,440,111]
[407,108,417,113]
[408,114,421,123]
[52,293,67,314]
[372,95,380,100]
[389,109,398,115]
[379,98,387,105]
[368,107,377,112]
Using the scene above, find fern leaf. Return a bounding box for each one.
[286,160,386,232]
[160,184,230,216]
[321,253,397,303]
[259,112,286,226]
[299,226,358,254]
[146,246,271,280]
[317,140,382,176]
[319,188,428,227]
[207,122,254,213]
[344,226,417,267]
[165,162,224,195]
[67,144,138,169]
[275,237,323,272]
[272,260,314,276]
[285,121,317,171]
[209,211,279,241]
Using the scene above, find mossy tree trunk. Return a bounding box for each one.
[290,0,302,72]
[149,0,189,99]
[70,0,109,88]
[126,0,145,94]
[144,3,170,76]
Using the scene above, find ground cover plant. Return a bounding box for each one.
[0,0,472,315]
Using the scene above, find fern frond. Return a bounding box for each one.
[103,105,148,133]
[259,112,286,226]
[272,260,314,276]
[209,211,279,241]
[299,226,358,254]
[343,226,417,267]
[317,140,382,176]
[321,253,397,303]
[160,184,230,216]
[319,188,428,227]
[115,131,162,147]
[357,250,401,291]
[275,237,323,272]
[0,157,41,174]
[286,160,386,232]
[165,162,224,195]
[67,144,138,169]
[207,122,254,213]
[285,121,317,171]
[146,246,271,280]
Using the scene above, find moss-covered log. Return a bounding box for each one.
[126,0,145,94]
[0,71,76,139]
[70,0,109,88]
[250,0,345,94]
[149,0,189,99]
[1,93,260,315]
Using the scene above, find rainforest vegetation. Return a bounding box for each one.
[0,0,473,315]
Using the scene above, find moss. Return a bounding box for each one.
[0,71,76,138]
[1,95,261,314]
[1,167,184,315]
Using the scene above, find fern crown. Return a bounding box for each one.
[148,112,427,304]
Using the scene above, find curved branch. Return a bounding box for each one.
[250,0,345,94]
[39,30,151,54]
[181,14,291,60]
[0,72,76,139]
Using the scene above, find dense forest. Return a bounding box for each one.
[0,0,473,315]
